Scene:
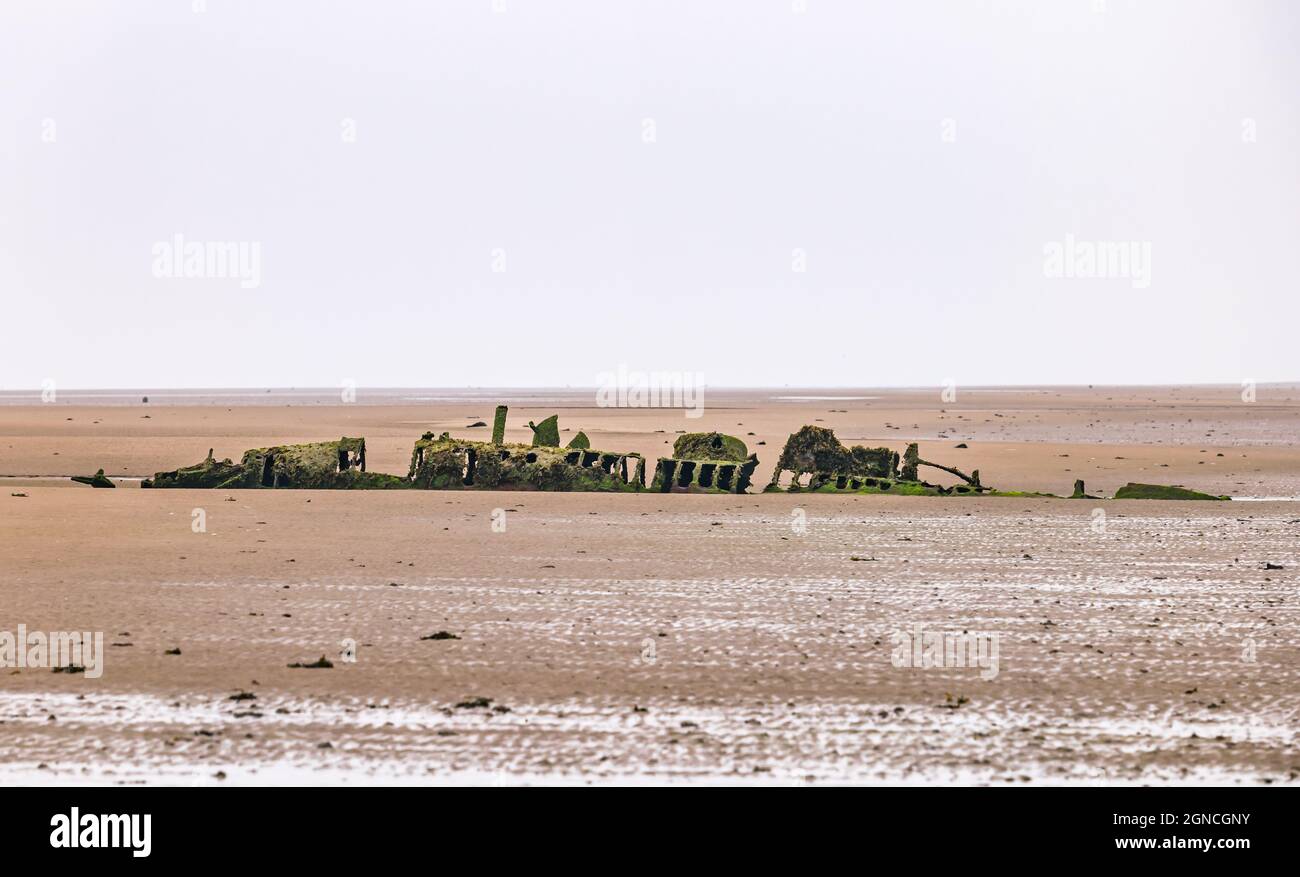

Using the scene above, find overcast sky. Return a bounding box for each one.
[2,0,1297,389]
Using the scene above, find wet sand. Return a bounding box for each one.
[1,387,1298,784]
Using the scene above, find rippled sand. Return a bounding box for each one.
[2,487,1296,785]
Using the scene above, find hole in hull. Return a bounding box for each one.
[698,463,716,488]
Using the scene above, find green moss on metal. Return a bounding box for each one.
[145,438,395,489]
[528,415,561,448]
[671,432,749,462]
[769,429,999,495]
[71,468,115,488]
[567,431,591,449]
[650,454,757,494]
[899,443,920,482]
[768,426,898,489]
[408,434,643,492]
[492,405,508,445]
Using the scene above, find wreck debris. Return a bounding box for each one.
[71,469,115,488]
[899,442,919,482]
[912,452,981,488]
[144,438,407,489]
[287,656,334,668]
[130,406,1236,501]
[408,410,644,492]
[492,405,508,445]
[671,432,749,462]
[141,448,244,489]
[651,432,758,493]
[238,437,373,488]
[1113,483,1228,501]
[767,426,899,491]
[767,429,990,495]
[528,415,561,448]
[407,436,644,491]
[1070,479,1098,499]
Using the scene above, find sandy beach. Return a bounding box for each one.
[1,387,1298,784]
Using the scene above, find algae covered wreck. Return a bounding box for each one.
[145,408,645,493]
[143,438,406,489]
[406,404,644,491]
[407,431,644,492]
[765,426,988,496]
[134,404,1230,500]
[651,432,758,493]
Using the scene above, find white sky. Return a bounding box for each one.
[2,0,1297,389]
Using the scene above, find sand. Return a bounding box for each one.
[1,386,1297,784]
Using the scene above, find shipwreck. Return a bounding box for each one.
[406,405,643,491]
[765,426,988,496]
[650,432,758,493]
[133,405,1231,501]
[143,438,406,489]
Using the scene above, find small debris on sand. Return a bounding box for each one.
[70,469,115,488]
[420,631,461,640]
[287,656,334,669]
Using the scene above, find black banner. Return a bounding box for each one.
[4,786,1284,862]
